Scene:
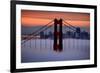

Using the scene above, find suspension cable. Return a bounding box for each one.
[22,24,53,44]
[63,23,76,31]
[63,20,77,29]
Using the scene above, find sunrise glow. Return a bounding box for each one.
[21,10,90,27]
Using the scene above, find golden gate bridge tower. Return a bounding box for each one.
[54,18,63,52]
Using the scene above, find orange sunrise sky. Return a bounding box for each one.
[21,10,90,27]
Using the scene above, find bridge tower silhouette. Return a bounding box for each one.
[54,18,63,52]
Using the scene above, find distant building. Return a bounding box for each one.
[80,31,90,39]
[66,31,74,38]
[40,31,45,39]
[75,27,81,39]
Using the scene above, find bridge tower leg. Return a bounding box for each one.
[54,18,63,52]
[59,19,63,51]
